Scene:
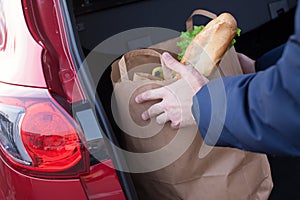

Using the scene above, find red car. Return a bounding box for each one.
[0,0,298,199]
[0,0,139,199]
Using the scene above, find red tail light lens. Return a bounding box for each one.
[21,101,82,171]
[0,84,89,178]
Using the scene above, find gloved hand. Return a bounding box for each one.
[135,52,209,128]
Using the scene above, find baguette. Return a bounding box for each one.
[181,13,237,77]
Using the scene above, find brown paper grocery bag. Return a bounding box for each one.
[110,10,273,200]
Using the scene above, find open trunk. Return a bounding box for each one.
[64,0,297,199]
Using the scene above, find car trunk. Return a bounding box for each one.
[63,1,267,199]
[63,3,187,200]
[63,1,299,200]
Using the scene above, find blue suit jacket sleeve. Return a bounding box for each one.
[192,3,300,156]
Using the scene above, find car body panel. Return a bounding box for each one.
[0,0,46,88]
[80,160,126,200]
[0,151,125,200]
[0,155,87,200]
[0,0,127,199]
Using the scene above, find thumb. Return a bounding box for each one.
[162,52,186,75]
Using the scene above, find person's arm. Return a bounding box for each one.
[193,4,300,156]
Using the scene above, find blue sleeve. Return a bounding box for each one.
[192,3,300,156]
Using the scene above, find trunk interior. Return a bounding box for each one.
[66,0,298,199]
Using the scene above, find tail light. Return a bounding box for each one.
[0,84,89,178]
[20,0,111,169]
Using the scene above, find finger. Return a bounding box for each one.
[147,103,164,118]
[141,102,164,121]
[135,88,164,103]
[170,121,180,129]
[162,52,187,75]
[156,112,168,125]
[141,111,150,121]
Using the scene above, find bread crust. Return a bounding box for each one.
[181,13,237,77]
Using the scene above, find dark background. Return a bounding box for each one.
[74,0,297,51]
[235,6,295,59]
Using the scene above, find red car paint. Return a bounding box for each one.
[0,0,126,199]
[0,0,46,88]
[0,152,123,200]
[81,160,125,200]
